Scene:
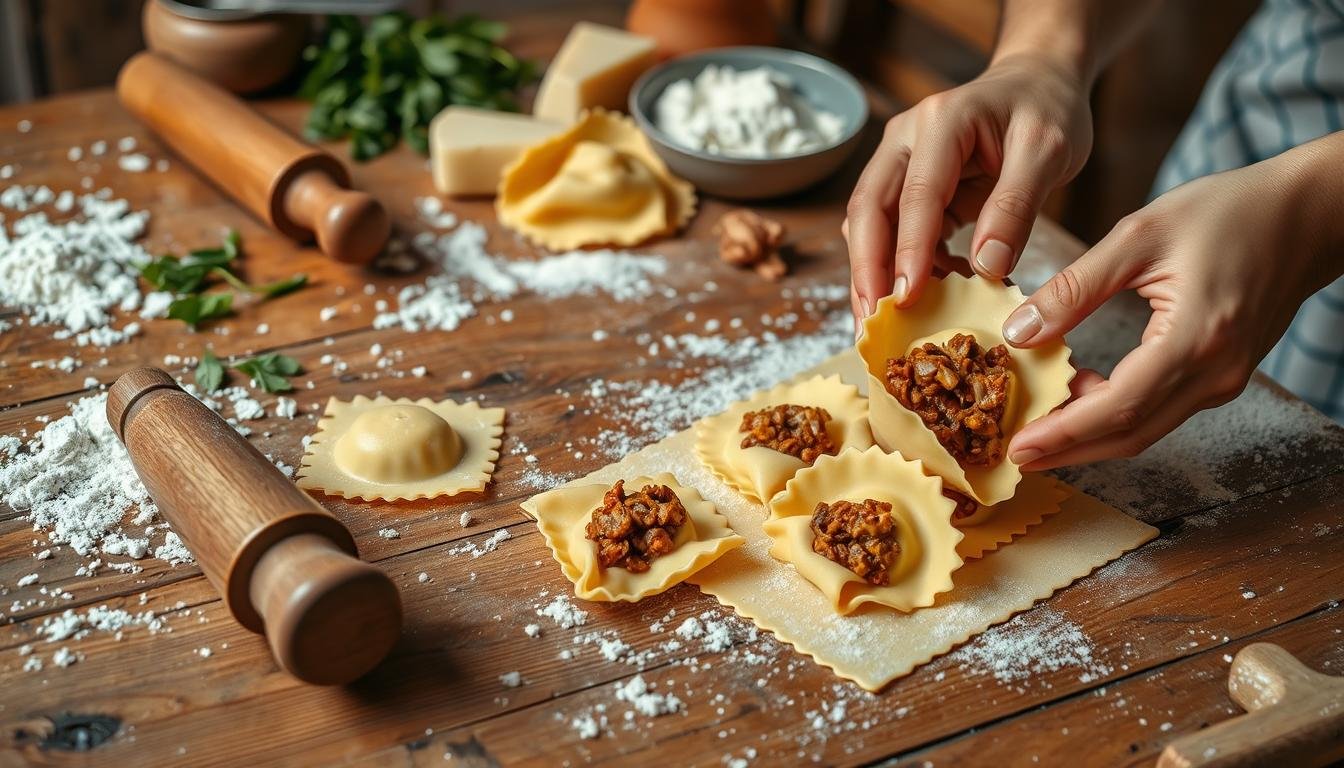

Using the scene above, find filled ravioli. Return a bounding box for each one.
[763,447,962,615]
[695,375,873,505]
[856,274,1073,510]
[523,473,743,602]
[297,395,504,502]
[496,108,696,250]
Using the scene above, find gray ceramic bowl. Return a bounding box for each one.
[630,46,868,200]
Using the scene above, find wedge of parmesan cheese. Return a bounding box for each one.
[532,22,657,124]
[429,107,564,197]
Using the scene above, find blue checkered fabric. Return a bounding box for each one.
[1153,0,1344,421]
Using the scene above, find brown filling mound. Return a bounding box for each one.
[585,480,688,573]
[810,498,901,586]
[739,404,836,464]
[884,332,1011,467]
[942,488,980,520]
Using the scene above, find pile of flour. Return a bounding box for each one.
[0,185,151,343]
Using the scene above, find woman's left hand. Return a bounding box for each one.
[1002,133,1344,470]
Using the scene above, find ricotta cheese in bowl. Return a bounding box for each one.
[653,64,847,159]
[631,46,867,199]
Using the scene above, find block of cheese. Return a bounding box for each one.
[429,107,565,197]
[533,22,657,125]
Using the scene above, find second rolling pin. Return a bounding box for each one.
[116,51,389,264]
[107,368,402,684]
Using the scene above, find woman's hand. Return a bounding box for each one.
[844,53,1094,330]
[1004,136,1344,470]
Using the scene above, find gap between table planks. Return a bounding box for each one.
[4,464,1339,766]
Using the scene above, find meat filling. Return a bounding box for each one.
[810,498,901,586]
[739,404,836,464]
[884,333,1011,467]
[585,480,688,573]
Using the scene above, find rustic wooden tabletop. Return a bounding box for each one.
[2,4,1343,767]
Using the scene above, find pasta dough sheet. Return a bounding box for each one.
[523,349,1157,691]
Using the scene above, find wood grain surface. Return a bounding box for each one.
[2,3,1343,766]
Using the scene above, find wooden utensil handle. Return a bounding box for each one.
[107,368,402,684]
[1158,643,1344,768]
[116,51,389,264]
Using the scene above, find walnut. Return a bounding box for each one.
[883,333,1012,467]
[585,480,688,572]
[739,404,836,463]
[810,498,901,585]
[714,209,787,280]
[942,488,979,520]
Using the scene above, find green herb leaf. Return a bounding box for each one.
[168,293,233,328]
[234,353,301,393]
[255,274,309,298]
[297,11,537,161]
[195,348,226,392]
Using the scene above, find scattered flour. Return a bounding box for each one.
[448,529,511,558]
[0,186,149,342]
[536,594,589,629]
[949,607,1111,685]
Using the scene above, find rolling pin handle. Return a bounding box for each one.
[250,533,402,686]
[282,170,391,265]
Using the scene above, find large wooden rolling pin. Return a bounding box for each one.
[107,368,402,685]
[1159,643,1344,767]
[117,51,389,264]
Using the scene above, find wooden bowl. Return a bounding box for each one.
[142,0,308,94]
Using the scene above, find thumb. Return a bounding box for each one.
[970,137,1067,279]
[1001,230,1143,347]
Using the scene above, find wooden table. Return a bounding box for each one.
[3,5,1343,766]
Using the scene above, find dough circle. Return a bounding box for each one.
[763,446,963,615]
[522,473,744,602]
[496,108,696,250]
[694,374,874,506]
[856,274,1074,507]
[334,404,464,483]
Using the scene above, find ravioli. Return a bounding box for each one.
[523,473,744,602]
[763,447,963,615]
[695,374,872,505]
[496,109,696,249]
[856,274,1074,508]
[297,395,504,501]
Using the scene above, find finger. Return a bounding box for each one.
[1001,225,1148,347]
[846,122,913,321]
[1016,373,1210,470]
[1008,339,1184,464]
[1067,368,1105,400]
[970,136,1067,279]
[893,126,968,307]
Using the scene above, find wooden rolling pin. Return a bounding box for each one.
[116,51,389,264]
[1158,643,1344,767]
[107,368,402,685]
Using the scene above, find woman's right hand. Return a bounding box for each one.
[844,52,1094,330]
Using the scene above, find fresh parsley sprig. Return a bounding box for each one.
[138,230,307,329]
[297,12,537,160]
[195,348,302,394]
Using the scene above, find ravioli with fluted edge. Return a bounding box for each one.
[763,447,963,615]
[523,473,743,602]
[298,395,504,501]
[695,374,873,505]
[496,108,696,250]
[857,274,1074,510]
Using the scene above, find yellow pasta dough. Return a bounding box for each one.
[522,473,744,602]
[954,474,1067,560]
[763,447,963,615]
[694,374,873,506]
[496,108,696,250]
[856,274,1074,507]
[297,395,504,502]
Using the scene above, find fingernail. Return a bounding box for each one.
[854,315,863,341]
[975,239,1014,278]
[860,296,873,318]
[1010,447,1043,465]
[892,275,909,304]
[1003,303,1043,344]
